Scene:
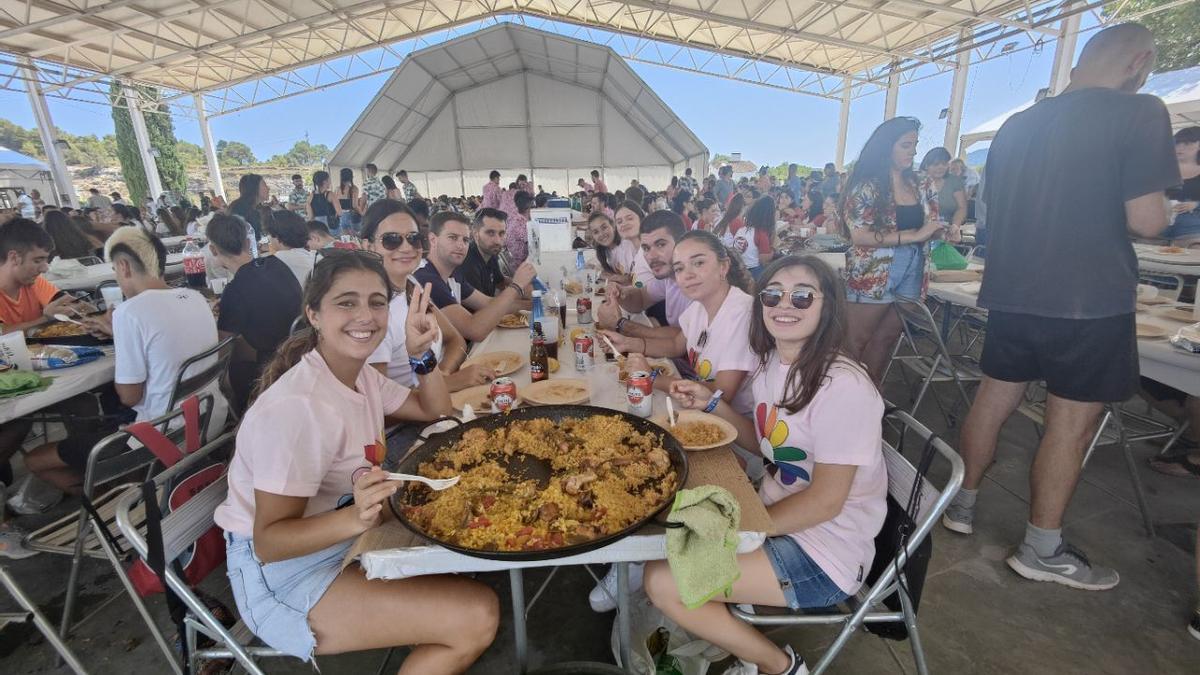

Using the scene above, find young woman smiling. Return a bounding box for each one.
[645,255,887,675]
[590,212,633,285]
[603,230,756,415]
[360,199,491,394]
[214,252,497,673]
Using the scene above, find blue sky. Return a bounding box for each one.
[0,15,1099,170]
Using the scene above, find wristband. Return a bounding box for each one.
[703,389,724,413]
[615,317,628,335]
[511,284,527,300]
[408,349,438,375]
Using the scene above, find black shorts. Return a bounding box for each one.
[56,406,137,474]
[979,310,1138,403]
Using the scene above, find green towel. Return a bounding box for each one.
[0,371,49,398]
[665,485,741,609]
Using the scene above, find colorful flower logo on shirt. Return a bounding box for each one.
[755,402,810,485]
[687,347,713,380]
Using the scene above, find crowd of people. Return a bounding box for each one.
[0,19,1197,675]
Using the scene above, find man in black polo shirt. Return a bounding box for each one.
[207,213,303,411]
[943,23,1178,591]
[459,207,508,297]
[413,211,535,342]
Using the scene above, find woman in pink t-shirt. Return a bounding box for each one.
[213,252,498,671]
[645,255,887,675]
[602,230,756,415]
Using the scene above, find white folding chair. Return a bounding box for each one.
[886,295,982,427]
[730,408,964,675]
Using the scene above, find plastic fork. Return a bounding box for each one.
[384,472,461,490]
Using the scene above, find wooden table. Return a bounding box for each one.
[346,304,773,672]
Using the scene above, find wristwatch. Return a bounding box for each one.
[614,317,629,335]
[408,349,439,375]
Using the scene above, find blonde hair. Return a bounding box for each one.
[104,226,162,277]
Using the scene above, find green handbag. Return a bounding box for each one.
[929,241,968,271]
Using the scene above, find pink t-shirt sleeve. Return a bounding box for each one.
[367,366,411,416]
[807,365,883,466]
[241,395,343,498]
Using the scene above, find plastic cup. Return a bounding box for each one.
[209,277,227,295]
[100,285,124,310]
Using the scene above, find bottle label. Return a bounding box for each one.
[183,256,206,275]
[530,364,547,381]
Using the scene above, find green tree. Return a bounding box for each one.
[1104,0,1200,71]
[768,162,821,184]
[110,82,188,203]
[175,140,206,168]
[216,139,256,166]
[267,139,330,166]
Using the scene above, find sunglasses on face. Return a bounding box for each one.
[758,287,822,309]
[370,231,423,251]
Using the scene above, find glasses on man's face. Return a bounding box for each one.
[758,287,821,310]
[370,231,422,251]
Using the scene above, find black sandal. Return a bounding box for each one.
[1148,454,1200,479]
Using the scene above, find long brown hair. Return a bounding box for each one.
[251,250,393,402]
[748,255,869,413]
[675,230,752,294]
[714,193,744,238]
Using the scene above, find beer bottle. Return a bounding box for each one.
[529,322,549,382]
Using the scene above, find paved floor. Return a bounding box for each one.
[2,374,1199,674]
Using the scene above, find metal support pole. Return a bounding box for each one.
[123,84,164,201]
[944,30,971,153]
[193,94,225,199]
[20,57,77,208]
[617,562,632,671]
[1048,9,1081,96]
[883,61,900,120]
[835,77,852,171]
[509,569,528,674]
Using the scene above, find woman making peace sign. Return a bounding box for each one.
[214,251,497,673]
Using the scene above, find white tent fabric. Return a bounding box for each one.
[329,24,708,197]
[960,65,1200,154]
[0,146,57,206]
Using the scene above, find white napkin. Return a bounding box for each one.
[1137,284,1159,300]
[958,281,982,294]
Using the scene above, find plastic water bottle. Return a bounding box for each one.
[530,290,544,341]
[575,249,585,273]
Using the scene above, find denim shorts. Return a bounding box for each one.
[1161,211,1200,241]
[847,243,924,304]
[224,532,352,661]
[762,535,850,610]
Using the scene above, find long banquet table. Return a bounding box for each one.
[926,280,1200,397]
[0,350,116,425]
[344,303,773,673]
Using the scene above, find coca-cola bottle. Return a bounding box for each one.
[182,238,207,288]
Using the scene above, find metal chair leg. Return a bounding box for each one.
[0,565,88,675]
[898,578,929,675]
[1081,410,1112,468]
[1108,405,1155,537]
[57,508,92,639]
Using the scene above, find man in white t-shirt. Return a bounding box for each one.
[24,227,225,491]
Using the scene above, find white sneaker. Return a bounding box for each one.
[0,523,37,560]
[722,646,807,675]
[5,475,63,516]
[588,562,644,612]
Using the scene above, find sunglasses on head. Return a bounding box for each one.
[370,231,423,251]
[758,287,821,309]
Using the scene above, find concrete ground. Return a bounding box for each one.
[2,374,1199,674]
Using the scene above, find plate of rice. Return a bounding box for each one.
[651,410,737,451]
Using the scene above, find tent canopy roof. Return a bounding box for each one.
[0,0,1071,95]
[0,147,49,170]
[328,23,706,173]
[963,65,1200,142]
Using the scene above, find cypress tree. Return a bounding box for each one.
[109,81,187,204]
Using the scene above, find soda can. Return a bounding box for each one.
[577,297,593,324]
[573,334,594,371]
[490,377,518,413]
[626,371,653,417]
